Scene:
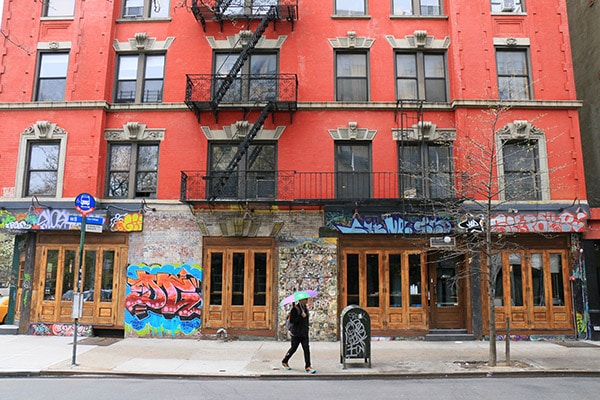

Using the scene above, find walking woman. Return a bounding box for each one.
[281,297,316,373]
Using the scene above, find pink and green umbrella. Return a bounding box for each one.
[280,290,319,307]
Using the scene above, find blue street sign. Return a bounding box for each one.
[68,215,104,225]
[75,193,95,215]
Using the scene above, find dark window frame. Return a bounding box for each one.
[392,0,443,16]
[115,53,166,104]
[495,47,532,100]
[34,52,69,102]
[501,138,541,201]
[106,142,159,199]
[122,0,170,19]
[490,0,524,13]
[334,0,367,16]
[42,0,76,17]
[398,141,453,199]
[335,141,372,199]
[335,51,370,101]
[24,141,60,197]
[395,50,448,102]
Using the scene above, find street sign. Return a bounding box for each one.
[75,193,95,216]
[68,215,104,225]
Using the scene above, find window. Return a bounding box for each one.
[398,142,452,198]
[501,139,541,201]
[123,0,170,18]
[393,0,442,16]
[208,142,276,199]
[221,0,278,15]
[335,0,366,16]
[35,53,69,101]
[336,52,369,101]
[396,52,447,102]
[25,142,60,197]
[496,48,531,100]
[214,52,277,103]
[115,54,165,103]
[43,0,76,17]
[491,0,523,13]
[107,143,159,198]
[335,142,371,199]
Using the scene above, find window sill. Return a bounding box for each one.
[389,15,448,19]
[116,17,172,23]
[331,14,371,19]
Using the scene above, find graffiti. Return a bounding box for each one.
[125,263,203,338]
[29,322,92,337]
[110,212,143,232]
[330,213,453,234]
[36,208,78,230]
[22,273,31,306]
[458,214,484,233]
[576,312,588,336]
[0,209,38,230]
[491,211,587,233]
[344,313,369,357]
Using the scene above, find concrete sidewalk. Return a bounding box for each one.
[1,334,599,378]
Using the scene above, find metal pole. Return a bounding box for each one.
[71,215,86,366]
[505,317,511,366]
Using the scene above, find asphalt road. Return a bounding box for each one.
[1,376,599,400]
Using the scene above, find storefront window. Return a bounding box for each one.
[366,254,379,307]
[346,253,360,305]
[254,252,267,306]
[210,252,223,306]
[44,250,59,300]
[409,253,422,307]
[550,253,564,306]
[101,251,115,302]
[509,253,523,306]
[231,253,245,306]
[389,254,402,307]
[61,250,76,300]
[531,253,545,306]
[83,250,96,302]
[492,253,504,306]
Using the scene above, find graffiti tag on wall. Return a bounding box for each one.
[0,207,143,232]
[125,263,203,338]
[327,212,454,234]
[491,211,587,233]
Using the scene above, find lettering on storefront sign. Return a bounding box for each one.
[490,210,588,233]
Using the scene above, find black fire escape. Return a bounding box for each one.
[185,1,298,202]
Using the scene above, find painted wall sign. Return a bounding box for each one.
[326,211,454,234]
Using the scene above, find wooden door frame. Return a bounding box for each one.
[427,252,466,329]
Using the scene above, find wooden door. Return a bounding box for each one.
[428,253,464,329]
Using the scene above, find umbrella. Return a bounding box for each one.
[280,290,319,307]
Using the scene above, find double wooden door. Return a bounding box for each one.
[203,238,273,331]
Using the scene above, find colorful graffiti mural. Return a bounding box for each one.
[326,211,454,234]
[490,211,588,233]
[0,207,142,232]
[29,322,92,337]
[125,263,203,338]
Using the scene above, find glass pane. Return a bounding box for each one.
[142,80,163,102]
[366,254,379,307]
[45,0,76,17]
[336,79,368,101]
[550,253,565,306]
[61,250,77,300]
[337,53,367,77]
[531,253,545,306]
[110,144,132,170]
[118,56,138,79]
[250,54,277,75]
[40,53,69,78]
[421,0,441,15]
[491,0,523,12]
[137,145,159,171]
[136,145,158,196]
[336,144,370,173]
[231,252,245,306]
[30,143,59,169]
[424,54,445,78]
[393,0,413,15]
[210,253,223,305]
[145,55,164,79]
[27,143,59,196]
[336,0,365,15]
[44,250,59,301]
[37,79,67,101]
[509,253,523,306]
[83,250,96,302]
[437,256,458,307]
[150,0,170,17]
[101,251,115,301]
[346,253,359,305]
[409,254,422,307]
[253,252,267,306]
[124,0,144,16]
[389,254,402,308]
[492,253,504,306]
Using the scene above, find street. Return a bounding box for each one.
[1,376,599,400]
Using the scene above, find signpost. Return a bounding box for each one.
[72,193,95,366]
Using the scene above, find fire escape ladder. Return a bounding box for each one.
[210,6,279,110]
[209,101,276,202]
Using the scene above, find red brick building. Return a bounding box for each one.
[0,1,589,340]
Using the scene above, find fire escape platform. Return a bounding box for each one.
[192,1,298,31]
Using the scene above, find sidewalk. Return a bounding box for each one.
[1,334,599,378]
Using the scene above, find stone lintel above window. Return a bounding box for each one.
[113,33,175,52]
[385,31,450,49]
[37,41,72,51]
[392,122,456,141]
[328,122,377,141]
[23,120,67,139]
[496,120,542,139]
[201,123,286,141]
[329,32,375,49]
[206,33,287,50]
[493,37,530,47]
[104,122,165,141]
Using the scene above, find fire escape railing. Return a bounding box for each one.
[191,0,298,31]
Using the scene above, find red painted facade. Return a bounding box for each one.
[0,1,590,339]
